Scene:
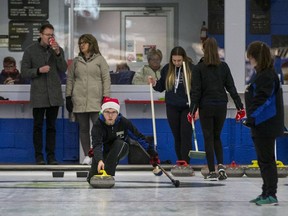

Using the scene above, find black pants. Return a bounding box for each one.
[88,140,129,181]
[253,136,278,197]
[166,104,192,164]
[33,107,59,161]
[199,104,226,172]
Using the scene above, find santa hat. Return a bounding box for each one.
[101,97,120,113]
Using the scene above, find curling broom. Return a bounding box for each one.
[182,61,206,159]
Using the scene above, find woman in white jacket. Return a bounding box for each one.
[66,34,111,164]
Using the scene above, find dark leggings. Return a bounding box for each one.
[253,136,278,197]
[166,104,192,164]
[199,104,227,172]
[88,140,129,181]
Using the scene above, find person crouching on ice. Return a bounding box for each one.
[87,97,159,183]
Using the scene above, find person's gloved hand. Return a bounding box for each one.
[242,117,255,128]
[147,148,160,167]
[88,147,94,158]
[187,109,199,124]
[66,96,73,113]
[150,154,160,167]
[187,112,193,124]
[235,109,246,121]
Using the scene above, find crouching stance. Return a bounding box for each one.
[87,97,159,184]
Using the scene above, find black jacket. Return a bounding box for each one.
[153,62,194,108]
[190,61,243,112]
[244,68,284,137]
[91,113,152,162]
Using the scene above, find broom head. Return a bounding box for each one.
[189,150,206,159]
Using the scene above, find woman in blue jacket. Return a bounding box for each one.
[245,41,284,206]
[148,46,194,164]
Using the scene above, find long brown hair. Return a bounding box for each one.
[203,37,221,66]
[78,34,101,56]
[166,46,192,92]
[247,41,273,72]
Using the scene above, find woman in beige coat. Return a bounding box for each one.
[66,34,111,164]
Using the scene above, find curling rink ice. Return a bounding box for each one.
[1,169,288,216]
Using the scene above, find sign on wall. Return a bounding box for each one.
[8,0,49,20]
[8,0,49,51]
[9,21,48,51]
[208,0,224,35]
[250,0,271,34]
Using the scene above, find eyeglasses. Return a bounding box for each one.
[42,33,55,37]
[149,58,161,63]
[3,65,15,69]
[78,41,89,45]
[103,111,118,115]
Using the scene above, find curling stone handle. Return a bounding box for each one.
[230,161,237,167]
[176,160,188,166]
[97,170,110,177]
[276,160,285,167]
[248,160,259,168]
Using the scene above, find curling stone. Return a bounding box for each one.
[244,160,261,177]
[225,161,245,177]
[171,160,195,177]
[276,161,288,178]
[90,170,115,188]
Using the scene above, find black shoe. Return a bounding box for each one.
[48,159,58,165]
[36,156,45,165]
[36,159,45,165]
[204,172,218,181]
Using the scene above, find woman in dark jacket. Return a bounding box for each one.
[148,46,194,164]
[245,41,284,206]
[190,37,244,181]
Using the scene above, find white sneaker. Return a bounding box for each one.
[82,156,92,165]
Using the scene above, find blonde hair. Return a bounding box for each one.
[166,46,192,93]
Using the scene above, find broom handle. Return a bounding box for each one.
[182,62,191,106]
[150,83,157,149]
[191,118,199,151]
[183,61,199,152]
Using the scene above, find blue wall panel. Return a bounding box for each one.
[0,118,287,165]
[214,1,288,48]
[0,119,79,164]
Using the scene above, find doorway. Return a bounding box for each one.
[72,6,175,72]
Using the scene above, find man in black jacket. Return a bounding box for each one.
[87,97,159,183]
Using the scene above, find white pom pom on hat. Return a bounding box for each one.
[101,97,120,113]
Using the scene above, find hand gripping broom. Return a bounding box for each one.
[182,62,206,159]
